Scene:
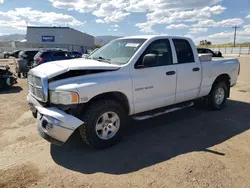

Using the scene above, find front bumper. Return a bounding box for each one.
[27,94,84,145]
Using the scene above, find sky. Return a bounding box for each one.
[0,0,250,44]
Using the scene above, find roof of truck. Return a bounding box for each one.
[121,35,190,40]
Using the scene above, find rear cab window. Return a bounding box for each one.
[173,39,195,64]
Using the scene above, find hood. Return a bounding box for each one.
[31,58,120,79]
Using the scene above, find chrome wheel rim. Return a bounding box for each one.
[95,111,120,140]
[215,87,225,105]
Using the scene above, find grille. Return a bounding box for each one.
[28,74,46,102]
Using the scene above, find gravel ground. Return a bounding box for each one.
[0,57,250,188]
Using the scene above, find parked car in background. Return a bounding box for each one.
[70,51,82,58]
[32,49,72,67]
[82,48,100,58]
[0,65,17,90]
[197,48,223,57]
[15,49,39,78]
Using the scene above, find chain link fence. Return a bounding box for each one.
[208,46,250,54]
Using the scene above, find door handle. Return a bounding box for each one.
[166,71,176,75]
[193,67,200,72]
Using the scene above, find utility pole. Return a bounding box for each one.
[232,26,240,47]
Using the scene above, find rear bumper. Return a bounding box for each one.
[27,94,84,145]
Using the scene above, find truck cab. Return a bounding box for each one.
[27,35,240,149]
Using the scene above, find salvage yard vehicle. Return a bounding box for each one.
[15,49,39,78]
[32,49,72,67]
[197,48,223,57]
[0,65,17,90]
[70,51,83,58]
[27,35,240,149]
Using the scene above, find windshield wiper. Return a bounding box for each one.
[92,56,111,64]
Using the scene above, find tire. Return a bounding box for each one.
[23,73,28,78]
[0,79,3,90]
[79,100,127,149]
[208,82,228,110]
[32,112,37,119]
[4,54,9,59]
[17,73,21,78]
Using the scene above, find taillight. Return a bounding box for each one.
[38,57,43,63]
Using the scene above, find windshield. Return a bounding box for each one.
[88,39,146,65]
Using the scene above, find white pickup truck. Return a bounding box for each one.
[27,35,240,149]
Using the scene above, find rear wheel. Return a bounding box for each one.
[208,82,228,110]
[79,100,127,149]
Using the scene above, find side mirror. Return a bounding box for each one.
[141,54,157,68]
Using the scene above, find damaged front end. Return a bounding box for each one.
[27,93,84,145]
[27,59,121,145]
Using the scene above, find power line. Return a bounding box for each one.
[232,26,240,47]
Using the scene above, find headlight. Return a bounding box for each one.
[50,90,79,105]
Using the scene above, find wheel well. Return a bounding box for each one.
[212,74,231,97]
[86,92,130,114]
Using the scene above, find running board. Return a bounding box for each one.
[133,102,194,121]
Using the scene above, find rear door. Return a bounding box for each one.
[172,39,202,103]
[131,39,177,114]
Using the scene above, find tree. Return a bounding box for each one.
[200,40,212,45]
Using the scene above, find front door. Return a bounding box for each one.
[130,39,177,114]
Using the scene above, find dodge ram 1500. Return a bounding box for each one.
[27,35,240,149]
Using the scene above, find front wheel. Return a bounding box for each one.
[79,100,127,149]
[208,82,228,110]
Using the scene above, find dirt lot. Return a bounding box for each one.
[0,57,250,188]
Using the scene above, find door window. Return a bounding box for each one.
[135,39,173,68]
[173,39,194,64]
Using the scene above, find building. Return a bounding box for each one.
[26,26,94,53]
